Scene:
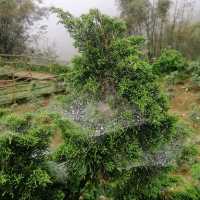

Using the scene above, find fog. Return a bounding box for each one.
[38,0,119,62]
[37,0,200,62]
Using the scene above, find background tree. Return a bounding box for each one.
[117,0,200,59]
[117,0,171,58]
[0,0,47,54]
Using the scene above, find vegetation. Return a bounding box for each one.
[117,0,200,59]
[0,1,200,200]
[190,61,200,87]
[0,0,47,54]
[153,49,187,74]
[0,111,65,200]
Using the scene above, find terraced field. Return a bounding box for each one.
[0,66,65,106]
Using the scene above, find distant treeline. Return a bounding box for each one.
[117,0,200,60]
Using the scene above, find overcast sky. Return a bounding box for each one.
[38,0,118,62]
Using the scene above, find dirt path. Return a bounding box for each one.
[14,71,56,80]
[169,82,199,120]
[0,80,13,87]
[169,81,200,145]
[0,66,56,81]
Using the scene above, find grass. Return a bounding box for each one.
[1,96,64,149]
[163,76,200,196]
[0,64,66,148]
[0,65,66,106]
[0,81,60,105]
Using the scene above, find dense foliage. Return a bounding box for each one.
[54,9,168,120]
[153,49,186,74]
[0,110,65,200]
[51,9,190,199]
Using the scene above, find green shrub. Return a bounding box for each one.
[168,186,200,200]
[178,145,199,165]
[0,112,64,200]
[154,49,187,74]
[0,114,30,133]
[188,61,200,73]
[50,9,189,199]
[189,105,200,124]
[191,163,200,180]
[0,108,9,118]
[190,61,200,87]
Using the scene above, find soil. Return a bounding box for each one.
[169,81,199,120]
[0,80,13,87]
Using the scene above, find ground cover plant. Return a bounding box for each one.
[0,109,65,200]
[190,61,200,87]
[153,49,187,75]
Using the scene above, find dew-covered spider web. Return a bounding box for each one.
[46,91,186,169]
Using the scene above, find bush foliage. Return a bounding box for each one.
[153,49,186,74]
[0,111,65,200]
[190,61,200,87]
